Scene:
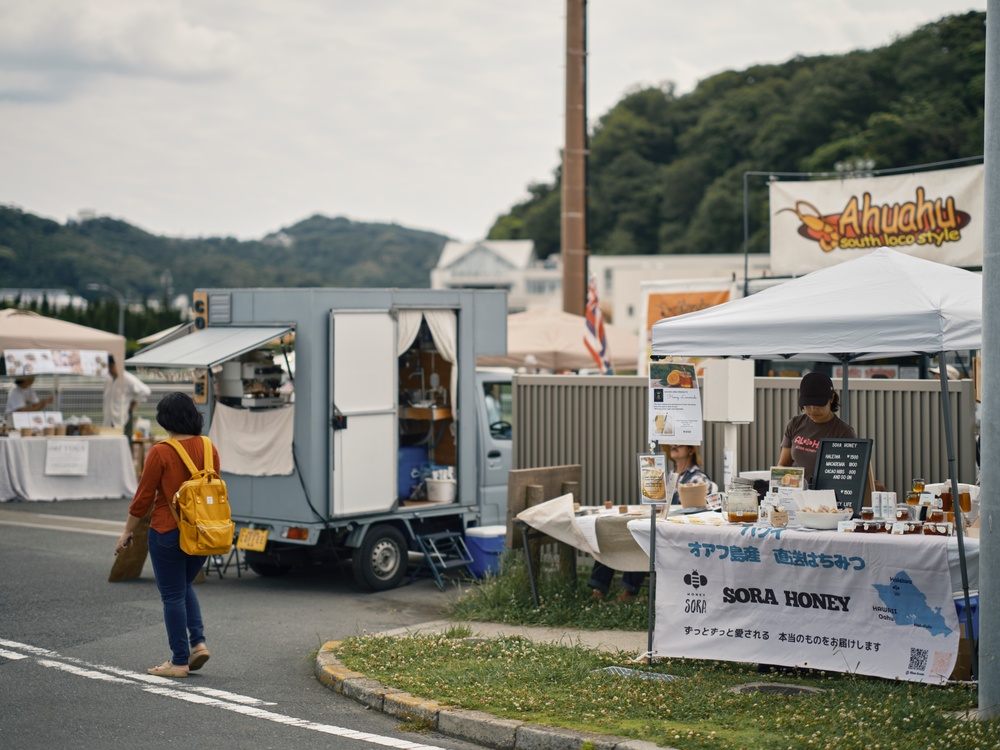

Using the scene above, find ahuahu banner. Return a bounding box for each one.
[651,523,960,684]
[770,164,983,275]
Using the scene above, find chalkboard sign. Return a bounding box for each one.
[812,438,873,517]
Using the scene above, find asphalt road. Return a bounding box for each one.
[0,498,486,750]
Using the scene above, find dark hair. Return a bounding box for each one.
[107,354,115,365]
[156,392,203,435]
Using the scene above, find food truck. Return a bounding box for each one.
[127,287,512,590]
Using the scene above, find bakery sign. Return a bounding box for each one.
[769,164,983,275]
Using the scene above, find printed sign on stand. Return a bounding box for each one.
[638,453,675,504]
[648,362,703,445]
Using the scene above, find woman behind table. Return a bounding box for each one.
[778,372,856,487]
[587,444,713,603]
[114,392,218,678]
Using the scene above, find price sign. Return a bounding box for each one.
[812,438,873,517]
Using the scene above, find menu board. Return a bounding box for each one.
[812,438,873,516]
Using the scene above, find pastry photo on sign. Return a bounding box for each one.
[769,466,805,494]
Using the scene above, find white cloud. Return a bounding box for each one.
[0,0,240,100]
[0,0,986,242]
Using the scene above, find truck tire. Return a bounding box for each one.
[352,525,408,591]
[244,553,292,577]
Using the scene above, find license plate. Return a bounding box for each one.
[236,528,269,552]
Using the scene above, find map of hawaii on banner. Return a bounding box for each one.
[770,164,983,275]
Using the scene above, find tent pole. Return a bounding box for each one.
[939,351,977,678]
[838,355,851,423]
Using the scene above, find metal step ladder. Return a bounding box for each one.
[410,531,474,590]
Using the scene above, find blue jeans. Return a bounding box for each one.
[147,528,207,666]
[588,561,646,595]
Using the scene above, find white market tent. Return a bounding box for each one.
[650,247,982,673]
[651,248,981,366]
[477,307,639,372]
[0,309,126,369]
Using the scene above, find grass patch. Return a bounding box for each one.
[333,553,997,748]
[449,551,648,631]
[336,633,994,750]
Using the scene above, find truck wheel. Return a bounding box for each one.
[352,525,408,591]
[245,553,292,577]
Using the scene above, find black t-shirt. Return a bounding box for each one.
[781,413,857,486]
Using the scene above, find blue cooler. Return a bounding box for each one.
[465,525,506,578]
[398,446,428,499]
[954,593,980,640]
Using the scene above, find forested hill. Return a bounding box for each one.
[0,209,449,301]
[489,11,986,259]
[0,12,985,299]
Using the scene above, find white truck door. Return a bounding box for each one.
[330,310,396,516]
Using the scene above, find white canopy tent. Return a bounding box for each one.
[651,247,982,676]
[477,307,640,372]
[0,308,126,367]
[651,248,981,366]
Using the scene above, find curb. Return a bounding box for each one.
[315,641,674,750]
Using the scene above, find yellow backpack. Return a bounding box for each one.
[165,437,234,556]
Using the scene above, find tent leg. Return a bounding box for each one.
[939,352,977,679]
[838,355,851,423]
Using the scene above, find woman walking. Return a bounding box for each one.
[115,392,218,677]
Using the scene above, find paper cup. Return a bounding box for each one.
[678,482,708,508]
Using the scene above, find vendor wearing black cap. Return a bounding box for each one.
[777,372,856,488]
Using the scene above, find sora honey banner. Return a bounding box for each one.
[770,164,983,275]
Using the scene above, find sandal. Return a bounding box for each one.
[148,660,189,678]
[188,644,211,671]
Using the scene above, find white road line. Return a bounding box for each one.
[0,639,55,656]
[2,639,447,750]
[141,686,445,749]
[38,659,135,684]
[34,513,124,526]
[0,520,122,537]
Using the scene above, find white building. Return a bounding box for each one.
[430,240,561,313]
[431,240,773,335]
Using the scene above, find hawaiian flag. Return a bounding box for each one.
[584,274,613,374]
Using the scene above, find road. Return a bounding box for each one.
[0,498,485,750]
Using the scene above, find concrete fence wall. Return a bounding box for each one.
[513,374,978,504]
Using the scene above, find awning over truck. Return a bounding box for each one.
[127,326,292,369]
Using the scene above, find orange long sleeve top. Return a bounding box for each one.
[129,436,222,533]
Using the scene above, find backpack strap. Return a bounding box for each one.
[164,438,200,478]
[200,435,214,473]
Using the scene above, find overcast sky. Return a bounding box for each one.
[0,1,986,242]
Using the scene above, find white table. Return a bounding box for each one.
[0,435,138,502]
[514,493,654,571]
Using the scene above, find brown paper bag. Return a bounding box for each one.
[108,516,150,582]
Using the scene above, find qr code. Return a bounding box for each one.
[909,647,929,672]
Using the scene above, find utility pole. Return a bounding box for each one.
[561,0,587,315]
[978,0,999,719]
